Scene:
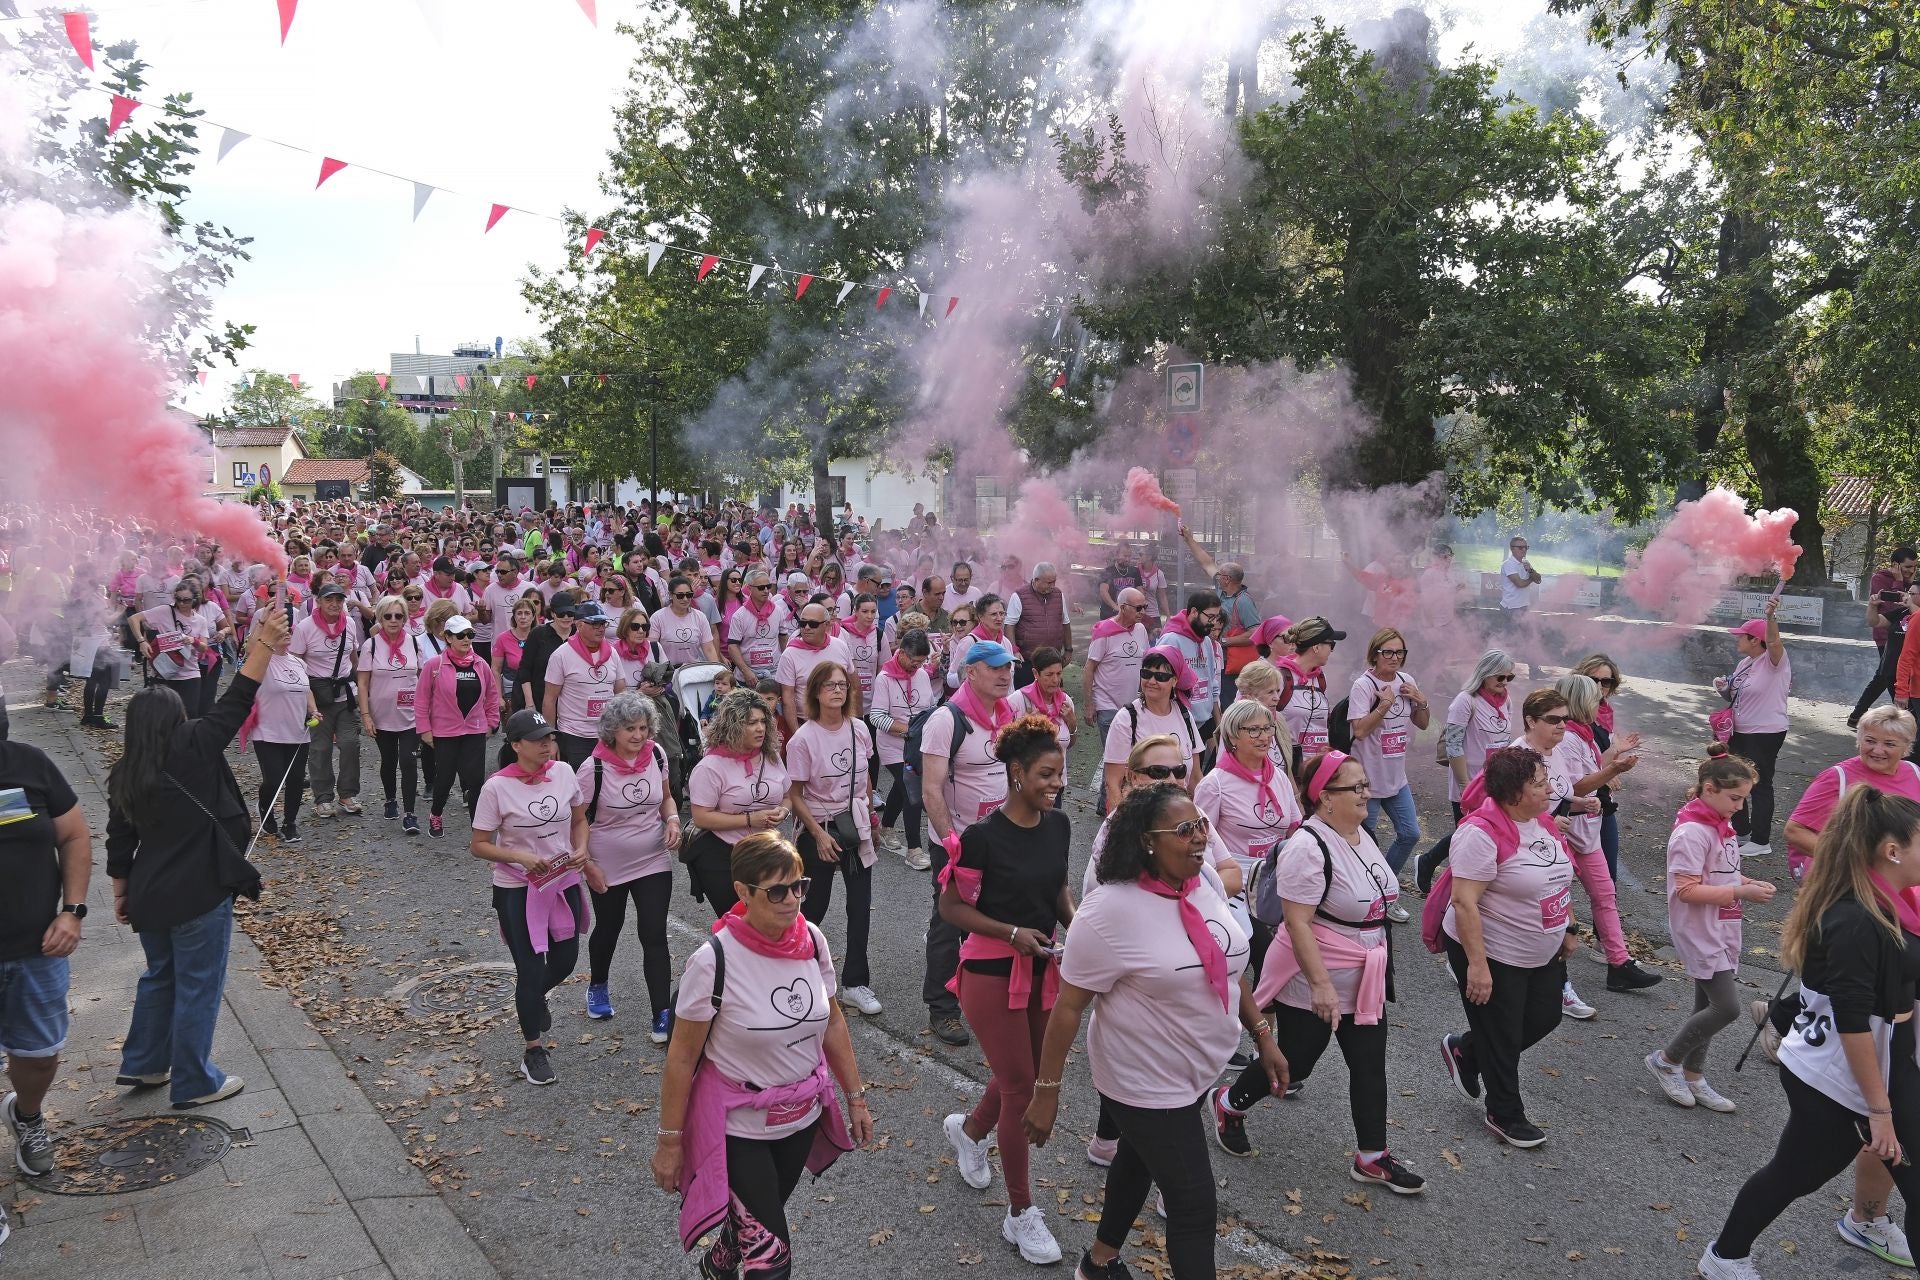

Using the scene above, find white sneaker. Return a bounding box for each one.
[1644,1052,1696,1107]
[1002,1205,1063,1265]
[945,1112,993,1190]
[313,800,336,819]
[1698,1242,1764,1278]
[1839,1209,1915,1266]
[1749,1000,1783,1065]
[1385,902,1411,924]
[839,985,883,1016]
[878,827,905,853]
[1562,981,1598,1020]
[1689,1077,1737,1113]
[1738,841,1772,859]
[903,846,931,871]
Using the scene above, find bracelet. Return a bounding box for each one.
[1248,1019,1273,1040]
[1870,1107,1893,1116]
[657,1128,683,1137]
[1033,1079,1062,1090]
[1008,924,1019,943]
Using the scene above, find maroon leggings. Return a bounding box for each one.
[959,965,1051,1212]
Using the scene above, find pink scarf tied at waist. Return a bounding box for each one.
[1253,917,1388,1025]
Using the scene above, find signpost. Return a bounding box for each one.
[1166,363,1203,413]
[1165,416,1200,466]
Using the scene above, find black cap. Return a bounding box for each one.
[1292,618,1346,648]
[432,556,457,575]
[572,601,610,624]
[548,591,577,617]
[504,709,556,742]
[315,582,347,599]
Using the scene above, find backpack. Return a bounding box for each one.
[1122,700,1201,757]
[1327,697,1353,753]
[1420,818,1520,954]
[584,743,668,825]
[1249,824,1383,930]
[903,701,969,779]
[667,922,826,1034]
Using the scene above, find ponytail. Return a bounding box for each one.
[1783,788,1920,971]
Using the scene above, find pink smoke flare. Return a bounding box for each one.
[1122,467,1180,523]
[1620,487,1800,626]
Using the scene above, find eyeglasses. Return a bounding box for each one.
[1321,782,1371,795]
[1140,669,1175,683]
[819,681,849,691]
[1377,648,1408,659]
[747,878,812,904]
[673,592,694,600]
[1148,817,1211,839]
[1491,673,1516,683]
[1241,724,1276,739]
[1134,763,1189,781]
[628,622,649,632]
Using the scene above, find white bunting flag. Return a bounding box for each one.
[411,182,434,220]
[835,281,856,305]
[918,291,931,319]
[561,374,572,388]
[746,264,766,292]
[645,242,666,275]
[217,128,249,163]
[490,375,503,388]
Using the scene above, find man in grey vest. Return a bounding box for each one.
[1006,561,1071,689]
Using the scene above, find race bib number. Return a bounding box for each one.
[1380,729,1410,757]
[154,631,188,655]
[1248,837,1279,862]
[586,698,607,718]
[1717,900,1744,922]
[396,689,415,707]
[525,858,574,890]
[1539,886,1572,931]
[1301,730,1329,752]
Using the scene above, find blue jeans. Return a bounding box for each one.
[1364,784,1422,873]
[121,898,234,1104]
[0,953,71,1058]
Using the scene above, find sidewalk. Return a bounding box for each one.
[1,696,499,1279]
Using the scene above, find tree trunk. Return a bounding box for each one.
[811,446,833,538]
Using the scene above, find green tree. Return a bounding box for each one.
[226,371,321,430]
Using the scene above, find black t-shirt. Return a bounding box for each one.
[452,664,483,716]
[957,808,1070,976]
[1099,564,1144,619]
[0,742,81,962]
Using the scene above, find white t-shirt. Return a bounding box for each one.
[1499,555,1536,610]
[1086,623,1150,714]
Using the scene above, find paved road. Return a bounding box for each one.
[42,659,1904,1278]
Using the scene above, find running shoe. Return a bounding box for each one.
[1002,1205,1063,1264]
[1562,981,1598,1020]
[1086,1135,1118,1167]
[1482,1113,1546,1148]
[1076,1249,1135,1280]
[651,1010,672,1044]
[1644,1051,1696,1107]
[945,1113,993,1189]
[839,985,883,1016]
[428,814,444,838]
[338,796,362,815]
[3,1092,54,1177]
[403,813,420,837]
[314,800,336,819]
[1607,959,1663,992]
[933,1017,971,1046]
[384,799,399,820]
[1441,1033,1481,1102]
[585,983,614,1020]
[1737,841,1772,859]
[877,827,904,853]
[1385,902,1411,924]
[279,822,302,846]
[115,1070,170,1088]
[1351,1150,1426,1195]
[173,1076,245,1109]
[521,1046,556,1086]
[1689,1078,1737,1113]
[903,846,931,871]
[1697,1242,1764,1278]
[1838,1210,1914,1266]
[1211,1086,1253,1157]
[1748,1000,1783,1065]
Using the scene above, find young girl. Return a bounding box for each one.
[1646,746,1776,1112]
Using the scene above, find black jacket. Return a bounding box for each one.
[517,623,567,713]
[1804,895,1920,1034]
[106,674,262,931]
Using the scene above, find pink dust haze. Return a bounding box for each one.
[1122,467,1181,522]
[998,478,1090,571]
[1620,487,1800,627]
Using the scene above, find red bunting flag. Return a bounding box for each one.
[525,375,538,389]
[316,156,348,188]
[454,375,467,389]
[485,204,510,233]
[278,0,298,43]
[696,254,719,281]
[196,371,208,386]
[375,374,389,390]
[946,297,959,318]
[575,0,597,23]
[583,228,604,256]
[290,373,302,389]
[63,12,92,69]
[874,286,892,309]
[794,273,813,299]
[597,373,607,386]
[107,95,139,134]
[1050,372,1065,389]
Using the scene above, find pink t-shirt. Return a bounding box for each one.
[649,606,715,666]
[726,605,783,677]
[359,631,424,732]
[1102,702,1202,769]
[1789,758,1920,833]
[1061,876,1250,1108]
[480,577,528,630]
[871,666,933,767]
[1193,763,1299,873]
[785,717,875,867]
[1006,687,1074,751]
[1442,818,1574,968]
[575,748,671,884]
[774,636,853,715]
[1271,818,1395,1014]
[1666,818,1744,979]
[674,927,837,1140]
[1552,733,1604,855]
[687,753,791,846]
[1444,691,1511,803]
[838,626,882,705]
[289,613,361,682]
[544,641,622,738]
[1348,671,1418,794]
[1279,668,1332,755]
[1086,623,1149,714]
[255,653,314,745]
[473,762,580,890]
[1729,651,1791,734]
[920,703,1009,829]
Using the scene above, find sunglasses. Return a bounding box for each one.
[1134,763,1189,781]
[1140,669,1175,683]
[628,622,649,632]
[799,619,826,629]
[673,592,694,600]
[747,878,812,904]
[951,618,973,628]
[1595,676,1619,689]
[1491,673,1516,683]
[1148,817,1211,839]
[1540,713,1570,726]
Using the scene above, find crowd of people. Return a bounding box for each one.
[1,495,1919,1280]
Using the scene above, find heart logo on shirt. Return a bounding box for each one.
[1253,795,1283,827]
[1206,919,1233,955]
[528,795,561,823]
[1119,641,1139,657]
[771,979,815,1022]
[750,778,772,803]
[620,778,653,808]
[829,748,855,774]
[674,624,694,642]
[276,663,307,687]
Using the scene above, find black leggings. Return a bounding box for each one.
[1228,1002,1389,1151]
[1419,801,1466,872]
[688,831,742,917]
[492,883,583,1042]
[1444,938,1564,1126]
[1716,1050,1920,1259]
[798,830,872,988]
[430,732,487,818]
[1096,1093,1216,1279]
[1728,729,1787,845]
[376,727,419,811]
[196,658,220,717]
[162,676,202,717]
[709,1120,819,1279]
[252,740,309,827]
[587,872,672,1015]
[880,762,922,850]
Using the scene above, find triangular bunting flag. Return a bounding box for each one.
[63,11,92,69]
[490,376,503,388]
[696,254,719,281]
[1051,314,1063,342]
[411,182,433,220]
[217,128,249,163]
[576,0,596,23]
[107,95,138,135]
[561,375,572,388]
[1050,372,1065,389]
[874,287,892,309]
[946,296,959,318]
[485,204,510,233]
[277,0,298,43]
[746,264,766,291]
[316,156,347,188]
[525,375,538,389]
[454,374,467,389]
[794,274,813,299]
[645,242,665,275]
[918,292,930,319]
[290,373,302,389]
[835,281,856,305]
[597,373,607,386]
[375,374,389,390]
[196,371,208,386]
[583,228,604,256]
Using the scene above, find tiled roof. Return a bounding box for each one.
[213,426,296,449]
[283,458,369,485]
[1825,475,1884,517]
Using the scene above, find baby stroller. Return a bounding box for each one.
[672,661,727,725]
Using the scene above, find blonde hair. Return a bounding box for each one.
[423,598,460,637]
[1233,659,1281,700]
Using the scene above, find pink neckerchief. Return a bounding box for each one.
[312,607,347,639]
[423,578,458,599]
[880,654,914,682]
[1135,872,1231,1012]
[566,630,610,676]
[1674,796,1734,840]
[496,572,521,591]
[1565,718,1598,750]
[741,592,776,623]
[841,617,875,641]
[445,645,478,670]
[614,637,652,664]
[286,573,311,593]
[1478,685,1508,711]
[950,682,1013,735]
[1868,871,1920,936]
[972,624,1006,649]
[1215,749,1286,819]
[711,902,816,959]
[1277,653,1323,688]
[591,741,651,776]
[1090,617,1128,640]
[1161,611,1203,644]
[1018,681,1066,721]
[1595,699,1615,733]
[707,744,760,777]
[789,630,830,652]
[375,626,411,667]
[493,759,555,785]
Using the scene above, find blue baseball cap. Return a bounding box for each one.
[964,640,1014,668]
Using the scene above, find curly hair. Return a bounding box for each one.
[1095,782,1189,884]
[706,687,780,764]
[995,713,1064,772]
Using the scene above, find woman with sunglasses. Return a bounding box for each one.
[400,585,428,636]
[1571,654,1628,881]
[1216,749,1424,1192]
[1196,699,1302,949]
[940,715,1074,1266]
[652,574,720,668]
[357,594,427,836]
[686,689,791,917]
[931,607,973,697]
[417,616,499,839]
[786,661,879,1016]
[492,598,538,724]
[130,575,216,714]
[1437,745,1580,1149]
[1101,648,1202,813]
[1699,788,1920,1280]
[873,625,934,870]
[1414,650,1516,894]
[652,832,870,1280]
[946,594,1017,691]
[611,606,665,686]
[716,568,747,633]
[1026,783,1281,1280]
[597,570,635,616]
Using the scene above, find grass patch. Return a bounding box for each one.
[1452,544,1621,579]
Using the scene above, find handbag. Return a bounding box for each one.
[824,718,863,851]
[1709,705,1735,744]
[164,771,264,902]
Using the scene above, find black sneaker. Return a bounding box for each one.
[1227,1049,1252,1069]
[1211,1085,1253,1157]
[520,1045,556,1086]
[1284,1079,1305,1099]
[384,799,399,820]
[933,1017,971,1047]
[402,813,420,837]
[1076,1248,1136,1280]
[1441,1034,1481,1102]
[280,823,302,846]
[260,815,279,837]
[1483,1113,1546,1148]
[1352,1150,1427,1195]
[1606,959,1663,992]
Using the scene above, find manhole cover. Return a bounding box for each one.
[30,1115,245,1196]
[399,962,517,1017]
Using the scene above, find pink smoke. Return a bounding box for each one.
[998,478,1089,571]
[1123,467,1180,522]
[1620,487,1800,626]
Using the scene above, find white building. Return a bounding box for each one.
[778,457,945,529]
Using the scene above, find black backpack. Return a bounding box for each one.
[1327,697,1354,753]
[903,701,969,777]
[583,743,668,824]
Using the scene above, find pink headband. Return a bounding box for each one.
[1306,750,1352,804]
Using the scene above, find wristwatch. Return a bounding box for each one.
[61,903,88,919]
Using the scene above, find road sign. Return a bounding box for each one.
[1166,363,1203,413]
[1167,468,1198,507]
[1166,416,1201,466]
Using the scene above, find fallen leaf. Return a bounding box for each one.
[868,1227,894,1248]
[1343,1190,1372,1212]
[1440,1148,1463,1171]
[1567,1250,1585,1261]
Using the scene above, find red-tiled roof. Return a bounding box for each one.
[1826,475,1883,517]
[213,426,298,449]
[283,458,369,485]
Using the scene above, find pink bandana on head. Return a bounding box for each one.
[1136,871,1231,1013]
[1305,749,1352,804]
